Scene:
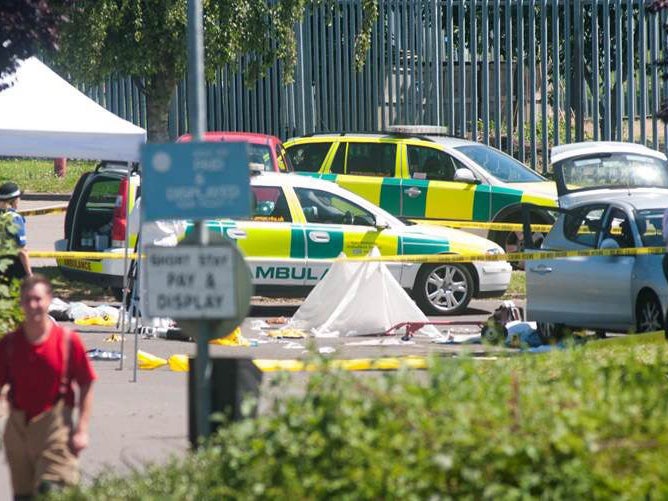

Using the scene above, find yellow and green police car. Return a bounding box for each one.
[284,130,557,253]
[57,168,511,315]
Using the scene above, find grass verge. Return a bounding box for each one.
[502,270,525,298]
[0,158,95,193]
[35,266,115,303]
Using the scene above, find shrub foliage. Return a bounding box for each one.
[55,344,668,500]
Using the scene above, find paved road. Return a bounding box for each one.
[1,202,523,499]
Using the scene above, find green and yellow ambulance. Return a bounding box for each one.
[285,130,557,253]
[57,168,512,315]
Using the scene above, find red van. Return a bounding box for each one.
[177,131,293,173]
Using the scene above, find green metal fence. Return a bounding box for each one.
[84,0,668,171]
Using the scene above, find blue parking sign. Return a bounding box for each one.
[141,142,251,222]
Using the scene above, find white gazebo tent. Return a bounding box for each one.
[0,57,145,161]
[0,57,147,374]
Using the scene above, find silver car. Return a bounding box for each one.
[525,142,668,335]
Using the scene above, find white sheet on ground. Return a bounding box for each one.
[287,248,441,337]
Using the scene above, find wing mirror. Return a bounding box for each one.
[375,216,390,231]
[454,168,480,184]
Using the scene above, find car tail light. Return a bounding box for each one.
[111,177,128,247]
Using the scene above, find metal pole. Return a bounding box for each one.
[187,0,211,440]
[118,164,132,371]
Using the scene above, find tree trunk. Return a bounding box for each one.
[145,75,177,142]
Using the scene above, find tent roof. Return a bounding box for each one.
[0,57,146,162]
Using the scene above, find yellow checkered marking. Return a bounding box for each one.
[341,231,399,257]
[521,192,559,207]
[425,183,476,220]
[236,224,291,257]
[336,174,383,205]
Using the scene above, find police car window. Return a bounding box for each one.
[563,205,605,247]
[455,144,545,182]
[286,142,331,172]
[346,143,397,177]
[294,188,376,226]
[407,146,457,181]
[85,178,119,212]
[250,186,292,222]
[275,144,293,172]
[329,143,346,174]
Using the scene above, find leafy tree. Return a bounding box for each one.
[54,1,378,142]
[0,0,71,85]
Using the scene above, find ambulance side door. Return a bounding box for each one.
[401,144,481,221]
[227,185,308,287]
[293,186,402,286]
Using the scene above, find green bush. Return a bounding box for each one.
[54,342,668,500]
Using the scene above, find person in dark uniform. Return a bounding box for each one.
[0,182,32,283]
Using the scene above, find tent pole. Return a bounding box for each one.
[118,164,132,372]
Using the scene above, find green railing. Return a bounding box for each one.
[81,0,668,172]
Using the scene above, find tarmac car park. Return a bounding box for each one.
[524,141,668,336]
[284,129,557,253]
[56,164,512,315]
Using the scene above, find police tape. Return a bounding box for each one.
[31,251,139,259]
[19,205,68,217]
[340,246,667,263]
[409,219,553,232]
[28,246,667,263]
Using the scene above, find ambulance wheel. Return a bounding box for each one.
[414,263,473,315]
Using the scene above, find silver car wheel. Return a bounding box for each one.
[637,295,663,332]
[415,264,474,315]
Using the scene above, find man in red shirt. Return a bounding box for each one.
[0,275,96,498]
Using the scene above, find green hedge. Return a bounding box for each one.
[55,340,668,500]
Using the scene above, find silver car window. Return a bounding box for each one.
[563,205,606,247]
[602,209,634,248]
[637,209,665,248]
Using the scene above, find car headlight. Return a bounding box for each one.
[486,247,504,255]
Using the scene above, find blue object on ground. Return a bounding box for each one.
[87,348,123,361]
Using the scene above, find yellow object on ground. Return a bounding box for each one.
[209,327,250,346]
[167,354,189,372]
[137,350,168,370]
[252,356,429,372]
[74,315,116,327]
[266,328,308,339]
[103,334,122,343]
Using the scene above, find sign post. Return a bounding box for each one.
[139,0,251,444]
[140,140,251,444]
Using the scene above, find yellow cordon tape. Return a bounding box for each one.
[19,205,68,217]
[30,251,139,259]
[410,219,553,232]
[29,246,666,263]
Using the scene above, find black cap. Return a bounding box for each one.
[0,182,22,201]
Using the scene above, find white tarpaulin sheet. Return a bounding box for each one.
[0,57,146,161]
[287,248,441,337]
